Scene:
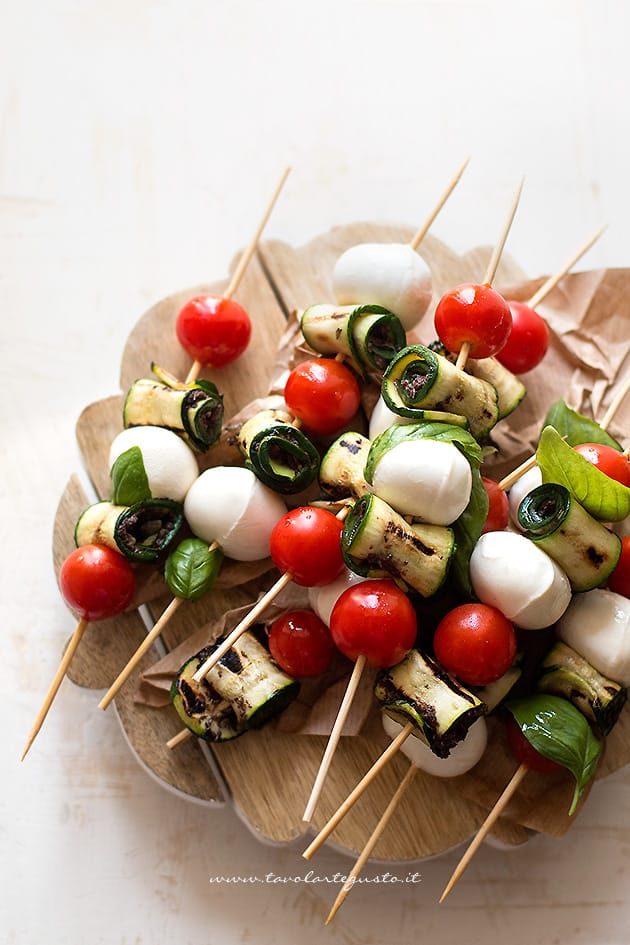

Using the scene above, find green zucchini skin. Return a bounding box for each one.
[341,494,454,597]
[318,432,372,500]
[374,648,486,758]
[518,483,621,591]
[123,371,223,451]
[238,409,320,495]
[300,303,406,377]
[537,640,627,736]
[382,345,499,439]
[75,498,184,562]
[170,632,300,741]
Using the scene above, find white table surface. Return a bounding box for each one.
[4,1,630,942]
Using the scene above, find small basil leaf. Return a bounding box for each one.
[543,399,622,449]
[164,538,224,601]
[506,694,602,815]
[537,426,630,521]
[111,446,151,505]
[365,421,485,484]
[451,468,489,597]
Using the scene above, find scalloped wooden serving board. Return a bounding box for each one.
[54,222,630,860]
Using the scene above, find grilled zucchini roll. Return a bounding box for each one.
[301,303,406,376]
[123,364,223,451]
[238,409,320,495]
[341,494,454,597]
[375,649,486,757]
[382,345,499,439]
[170,632,300,741]
[537,641,627,736]
[318,432,372,500]
[74,498,183,562]
[518,483,621,591]
[429,340,526,420]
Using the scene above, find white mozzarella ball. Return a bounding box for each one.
[382,714,488,776]
[308,567,369,627]
[109,426,199,503]
[557,589,630,686]
[508,464,542,530]
[332,242,432,331]
[370,439,472,525]
[368,396,416,440]
[184,466,286,561]
[470,531,572,629]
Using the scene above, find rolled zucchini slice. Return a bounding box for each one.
[341,493,454,597]
[123,365,223,451]
[301,303,406,376]
[374,648,486,758]
[318,432,372,500]
[537,640,627,736]
[518,483,621,591]
[170,647,245,742]
[74,498,184,562]
[382,345,499,439]
[238,409,320,494]
[429,340,526,420]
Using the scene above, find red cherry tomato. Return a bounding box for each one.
[268,610,335,677]
[329,579,416,667]
[59,544,136,621]
[505,716,563,773]
[433,603,516,686]
[608,535,630,597]
[284,358,361,436]
[481,477,510,534]
[433,283,512,359]
[175,294,251,368]
[269,507,345,586]
[496,301,549,374]
[573,442,630,487]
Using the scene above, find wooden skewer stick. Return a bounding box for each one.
[600,371,630,431]
[439,762,528,903]
[497,452,540,492]
[302,720,414,859]
[185,165,291,384]
[409,157,470,251]
[21,617,89,760]
[527,224,607,310]
[326,763,417,924]
[302,654,368,824]
[166,728,193,750]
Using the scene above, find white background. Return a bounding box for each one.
[3,1,630,943]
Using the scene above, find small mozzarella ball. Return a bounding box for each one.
[382,714,488,776]
[308,567,369,627]
[184,466,286,561]
[508,464,542,530]
[470,531,571,629]
[370,439,472,525]
[332,243,432,331]
[109,426,199,503]
[557,589,630,686]
[368,396,416,440]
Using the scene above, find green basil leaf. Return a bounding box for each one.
[451,468,489,597]
[537,425,630,521]
[164,538,224,601]
[365,421,485,484]
[506,694,602,815]
[194,378,221,399]
[110,446,151,505]
[543,399,622,449]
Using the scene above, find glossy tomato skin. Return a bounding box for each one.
[505,716,563,773]
[284,358,361,436]
[573,443,630,487]
[496,301,549,374]
[481,477,510,534]
[329,579,417,667]
[433,603,516,686]
[175,294,251,368]
[269,507,345,586]
[433,283,512,359]
[268,610,335,677]
[59,544,136,621]
[608,535,630,597]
